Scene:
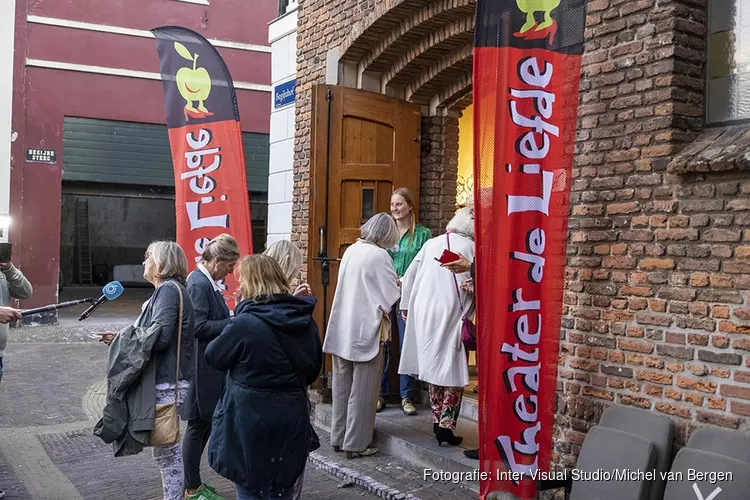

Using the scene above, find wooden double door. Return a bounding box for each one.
[307,85,422,389]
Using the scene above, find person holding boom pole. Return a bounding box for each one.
[0,253,32,500]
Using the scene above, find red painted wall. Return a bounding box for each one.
[12,0,275,310]
[30,0,275,47]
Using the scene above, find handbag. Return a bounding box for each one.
[147,281,184,447]
[447,232,477,351]
[266,320,320,453]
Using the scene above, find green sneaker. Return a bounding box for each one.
[184,484,223,500]
[202,484,218,495]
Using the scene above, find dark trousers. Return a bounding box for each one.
[182,417,212,490]
[380,306,415,399]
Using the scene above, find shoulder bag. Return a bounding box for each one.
[148,281,184,447]
[447,232,477,351]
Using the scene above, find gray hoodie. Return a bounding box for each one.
[0,265,33,357]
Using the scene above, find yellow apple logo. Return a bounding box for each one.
[174,42,214,120]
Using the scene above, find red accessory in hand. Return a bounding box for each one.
[435,249,461,264]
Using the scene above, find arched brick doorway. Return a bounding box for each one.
[293,0,476,245]
[336,0,475,233]
[293,0,479,399]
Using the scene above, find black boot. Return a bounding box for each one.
[435,427,463,447]
[433,423,439,435]
[464,448,479,459]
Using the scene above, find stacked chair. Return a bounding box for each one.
[537,405,750,500]
[538,405,674,500]
[662,427,750,500]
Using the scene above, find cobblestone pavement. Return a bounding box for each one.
[1,328,383,499]
[1,326,475,499]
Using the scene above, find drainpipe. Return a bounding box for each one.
[0,0,16,243]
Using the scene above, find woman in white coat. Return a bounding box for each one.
[398,208,475,447]
[323,213,401,459]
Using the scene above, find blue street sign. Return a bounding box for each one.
[274,80,296,109]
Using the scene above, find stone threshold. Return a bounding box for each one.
[308,451,422,500]
[314,401,481,495]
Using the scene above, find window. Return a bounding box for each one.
[707,0,750,124]
[361,189,374,221]
[278,0,298,16]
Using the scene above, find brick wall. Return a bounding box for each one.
[295,0,750,472]
[294,0,461,271]
[420,115,460,235]
[293,0,346,269]
[555,0,750,467]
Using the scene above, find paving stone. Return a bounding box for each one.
[0,344,108,428]
[37,428,381,500]
[0,329,384,499]
[38,428,233,500]
[7,324,129,344]
[0,452,33,499]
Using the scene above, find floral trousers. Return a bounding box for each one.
[428,384,464,431]
[152,386,189,500]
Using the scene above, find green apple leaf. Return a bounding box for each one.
[174,42,194,61]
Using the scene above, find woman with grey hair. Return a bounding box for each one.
[100,241,195,500]
[323,213,401,459]
[398,208,475,447]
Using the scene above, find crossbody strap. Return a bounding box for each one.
[170,281,184,404]
[446,232,466,317]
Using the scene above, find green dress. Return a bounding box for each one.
[388,224,432,278]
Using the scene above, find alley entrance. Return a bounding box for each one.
[58,117,270,289]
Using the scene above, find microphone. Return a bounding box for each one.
[21,298,95,317]
[79,281,124,321]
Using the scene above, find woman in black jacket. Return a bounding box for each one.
[182,234,241,500]
[206,254,322,500]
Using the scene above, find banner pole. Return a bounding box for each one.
[473,1,588,498]
[152,26,254,306]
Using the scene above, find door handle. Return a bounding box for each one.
[311,256,341,262]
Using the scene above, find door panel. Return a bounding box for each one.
[308,85,421,390]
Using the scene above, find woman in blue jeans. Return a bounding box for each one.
[378,188,431,416]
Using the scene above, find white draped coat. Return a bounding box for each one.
[323,240,401,363]
[398,232,475,388]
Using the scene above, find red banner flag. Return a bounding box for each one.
[473,1,587,498]
[152,26,253,303]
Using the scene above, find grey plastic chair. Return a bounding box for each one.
[662,448,750,500]
[598,405,674,500]
[686,427,750,465]
[538,426,656,500]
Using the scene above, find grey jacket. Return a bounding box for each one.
[135,279,195,386]
[93,324,160,457]
[93,279,194,456]
[0,265,33,357]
